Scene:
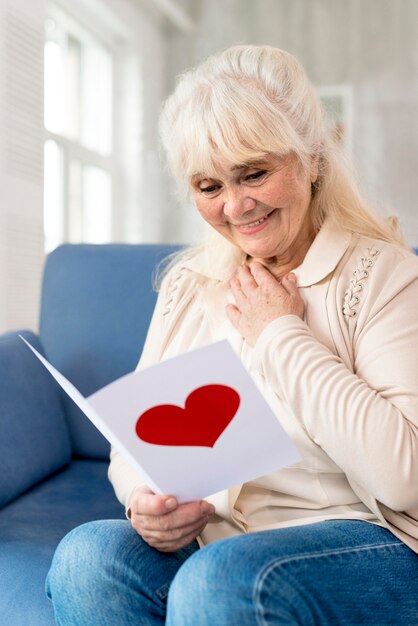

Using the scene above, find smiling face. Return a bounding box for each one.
[191,153,318,274]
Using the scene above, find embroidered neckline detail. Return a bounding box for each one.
[162,266,199,317]
[342,246,381,318]
[162,268,187,316]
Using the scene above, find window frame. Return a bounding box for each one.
[44,0,125,249]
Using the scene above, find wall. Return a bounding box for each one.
[162,0,418,246]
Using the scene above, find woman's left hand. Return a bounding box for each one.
[226,262,305,346]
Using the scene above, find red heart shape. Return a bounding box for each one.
[135,384,240,448]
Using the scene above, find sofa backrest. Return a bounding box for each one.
[0,331,72,507]
[39,243,181,459]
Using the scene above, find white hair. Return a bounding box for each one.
[159,44,405,261]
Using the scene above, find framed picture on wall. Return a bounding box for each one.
[317,84,353,154]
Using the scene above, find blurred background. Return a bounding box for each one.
[0,0,417,333]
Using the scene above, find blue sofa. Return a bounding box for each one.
[0,243,178,626]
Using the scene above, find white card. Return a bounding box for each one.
[21,337,300,502]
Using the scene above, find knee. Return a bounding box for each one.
[46,519,135,601]
[167,539,242,625]
[172,538,234,591]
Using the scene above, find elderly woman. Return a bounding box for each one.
[46,45,418,625]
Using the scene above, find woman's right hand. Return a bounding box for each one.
[129,485,215,552]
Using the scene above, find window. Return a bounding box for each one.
[44,5,115,252]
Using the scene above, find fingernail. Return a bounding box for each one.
[287,273,296,282]
[201,502,214,515]
[165,498,176,510]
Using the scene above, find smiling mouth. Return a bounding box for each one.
[233,210,275,230]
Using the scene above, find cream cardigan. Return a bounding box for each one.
[108,220,418,552]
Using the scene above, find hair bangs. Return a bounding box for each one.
[171,76,305,182]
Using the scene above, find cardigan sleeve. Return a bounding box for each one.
[251,255,418,513]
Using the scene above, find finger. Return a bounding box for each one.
[135,500,214,532]
[237,264,258,291]
[140,515,211,544]
[150,522,208,553]
[130,490,178,516]
[281,272,299,294]
[229,276,247,306]
[249,262,282,288]
[226,303,242,327]
[281,273,305,318]
[157,531,206,552]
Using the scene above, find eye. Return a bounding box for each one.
[244,170,267,182]
[198,182,221,195]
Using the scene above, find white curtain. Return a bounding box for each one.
[0,0,46,333]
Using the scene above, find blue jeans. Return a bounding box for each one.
[46,519,418,625]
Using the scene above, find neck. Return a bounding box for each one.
[249,225,315,280]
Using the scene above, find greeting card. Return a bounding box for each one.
[21,337,300,502]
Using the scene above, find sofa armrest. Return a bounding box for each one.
[0,331,72,507]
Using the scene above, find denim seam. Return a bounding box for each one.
[156,582,171,602]
[253,540,403,626]
[256,565,318,626]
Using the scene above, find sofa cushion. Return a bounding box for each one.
[40,243,180,459]
[0,331,72,507]
[0,459,125,626]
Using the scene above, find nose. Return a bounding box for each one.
[223,188,257,221]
